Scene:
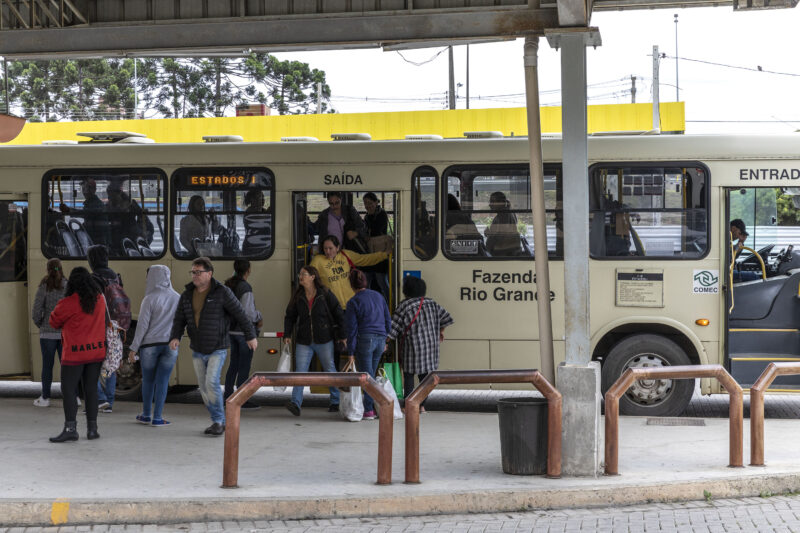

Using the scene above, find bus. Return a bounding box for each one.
[3,131,799,416]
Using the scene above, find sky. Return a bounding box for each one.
[272,6,800,135]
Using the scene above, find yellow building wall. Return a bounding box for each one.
[8,103,685,145]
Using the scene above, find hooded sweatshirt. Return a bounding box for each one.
[129,265,180,353]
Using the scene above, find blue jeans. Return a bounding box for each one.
[140,344,178,420]
[224,335,254,399]
[192,349,227,425]
[355,333,385,413]
[97,371,116,407]
[291,341,339,408]
[40,338,62,399]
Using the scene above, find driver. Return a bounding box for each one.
[730,219,760,282]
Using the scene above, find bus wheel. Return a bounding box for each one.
[601,334,694,417]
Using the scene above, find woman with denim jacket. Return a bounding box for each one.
[31,258,67,408]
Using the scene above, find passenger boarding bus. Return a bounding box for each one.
[3,131,799,416]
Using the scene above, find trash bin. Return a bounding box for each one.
[497,397,548,475]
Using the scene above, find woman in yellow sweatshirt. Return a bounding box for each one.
[310,235,389,309]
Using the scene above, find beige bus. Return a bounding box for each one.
[3,132,798,415]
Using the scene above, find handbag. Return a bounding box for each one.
[274,343,292,391]
[376,367,403,419]
[101,296,124,380]
[338,357,356,392]
[381,360,404,400]
[339,358,364,422]
[368,235,393,253]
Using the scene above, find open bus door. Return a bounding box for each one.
[725,186,800,390]
[0,195,29,377]
[291,191,399,380]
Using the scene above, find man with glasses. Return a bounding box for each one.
[170,257,257,436]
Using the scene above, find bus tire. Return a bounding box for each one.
[601,333,694,417]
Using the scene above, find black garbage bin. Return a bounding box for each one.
[497,397,548,475]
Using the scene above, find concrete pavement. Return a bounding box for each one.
[3,383,800,527]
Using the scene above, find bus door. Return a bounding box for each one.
[292,190,399,308]
[0,195,29,377]
[725,186,800,390]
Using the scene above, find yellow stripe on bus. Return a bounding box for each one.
[730,357,800,361]
[729,328,800,332]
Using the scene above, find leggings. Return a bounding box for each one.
[61,362,101,423]
[403,371,430,409]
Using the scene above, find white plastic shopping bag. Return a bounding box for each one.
[377,367,403,420]
[274,343,292,392]
[340,359,364,422]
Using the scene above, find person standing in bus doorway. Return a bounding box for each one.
[169,257,257,436]
[88,245,129,414]
[223,260,263,410]
[730,218,760,282]
[127,265,180,427]
[360,192,391,301]
[310,235,390,311]
[282,265,344,415]
[344,269,392,420]
[47,267,106,442]
[389,276,454,413]
[315,191,369,254]
[31,258,68,408]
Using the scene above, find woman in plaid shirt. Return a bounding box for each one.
[388,276,453,412]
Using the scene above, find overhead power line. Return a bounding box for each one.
[662,54,800,78]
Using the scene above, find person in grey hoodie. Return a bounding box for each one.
[31,258,68,407]
[128,265,180,427]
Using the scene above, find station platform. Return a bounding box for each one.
[3,383,800,527]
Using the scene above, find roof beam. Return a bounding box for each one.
[0,7,559,58]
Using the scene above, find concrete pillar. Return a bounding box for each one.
[547,29,602,477]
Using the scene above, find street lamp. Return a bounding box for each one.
[674,13,679,102]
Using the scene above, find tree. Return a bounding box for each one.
[7,60,76,121]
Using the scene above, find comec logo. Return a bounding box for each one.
[694,270,718,287]
[692,269,719,294]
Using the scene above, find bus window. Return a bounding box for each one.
[42,170,166,259]
[441,165,561,260]
[0,200,27,282]
[171,167,274,260]
[589,164,709,259]
[412,166,438,260]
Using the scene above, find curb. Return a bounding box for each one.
[6,472,800,527]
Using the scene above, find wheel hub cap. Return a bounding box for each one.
[623,353,673,406]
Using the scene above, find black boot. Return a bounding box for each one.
[87,420,99,440]
[50,421,78,443]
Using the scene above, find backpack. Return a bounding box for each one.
[103,274,132,331]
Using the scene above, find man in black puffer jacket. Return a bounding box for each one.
[169,257,257,436]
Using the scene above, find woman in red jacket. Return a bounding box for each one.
[48,267,106,442]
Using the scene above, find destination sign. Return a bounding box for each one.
[174,168,272,189]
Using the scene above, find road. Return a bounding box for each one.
[4,495,800,532]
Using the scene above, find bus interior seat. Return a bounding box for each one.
[69,219,93,253]
[122,238,142,257]
[56,220,82,256]
[136,236,155,257]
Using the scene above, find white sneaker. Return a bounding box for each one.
[33,396,50,407]
[98,401,110,410]
[76,397,82,406]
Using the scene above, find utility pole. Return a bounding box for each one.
[316,81,322,113]
[466,44,470,109]
[448,46,456,109]
[630,75,636,104]
[674,14,680,102]
[3,59,8,115]
[652,45,661,131]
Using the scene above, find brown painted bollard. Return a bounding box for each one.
[404,369,562,483]
[604,364,743,476]
[222,371,394,488]
[750,362,800,466]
